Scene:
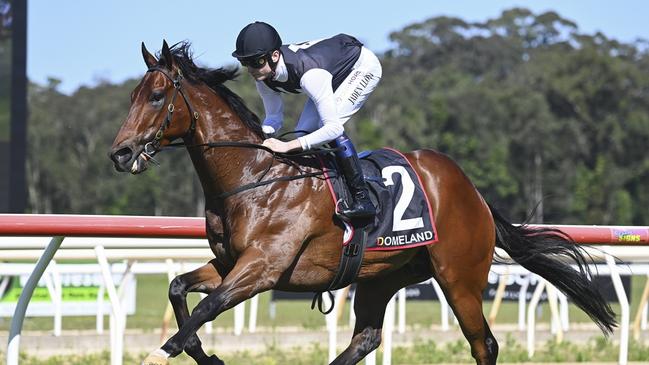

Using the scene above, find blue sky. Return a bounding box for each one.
[28,0,649,94]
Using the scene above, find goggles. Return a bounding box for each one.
[239,54,268,69]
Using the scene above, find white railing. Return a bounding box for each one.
[1,214,648,365]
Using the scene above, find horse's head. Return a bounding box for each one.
[110,40,199,173]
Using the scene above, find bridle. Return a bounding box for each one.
[142,66,200,159]
[139,66,339,200]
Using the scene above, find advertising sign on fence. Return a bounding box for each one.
[0,270,136,317]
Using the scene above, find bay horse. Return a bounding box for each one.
[109,41,616,365]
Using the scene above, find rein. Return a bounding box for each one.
[143,68,341,200]
[163,141,339,199]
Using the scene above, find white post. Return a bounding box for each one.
[489,266,509,326]
[42,268,61,337]
[545,283,563,343]
[0,276,10,297]
[327,289,350,363]
[557,291,569,331]
[97,283,105,334]
[365,350,376,365]
[109,312,117,364]
[382,295,396,365]
[527,277,546,357]
[233,301,245,335]
[325,292,337,363]
[95,245,124,365]
[398,288,406,334]
[518,274,531,331]
[249,295,258,333]
[8,236,64,365]
[116,260,134,341]
[50,260,63,336]
[606,254,629,365]
[233,256,245,334]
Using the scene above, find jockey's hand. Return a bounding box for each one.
[262,138,302,153]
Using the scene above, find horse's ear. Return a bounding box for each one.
[141,42,157,69]
[160,40,174,71]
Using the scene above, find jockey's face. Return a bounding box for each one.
[245,50,280,81]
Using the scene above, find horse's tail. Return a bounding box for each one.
[489,204,617,335]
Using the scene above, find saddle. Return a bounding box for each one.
[317,147,439,293]
[325,148,438,249]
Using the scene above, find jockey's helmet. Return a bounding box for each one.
[232,21,282,60]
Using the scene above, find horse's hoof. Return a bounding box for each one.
[141,352,169,365]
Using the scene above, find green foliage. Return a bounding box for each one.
[24,8,649,225]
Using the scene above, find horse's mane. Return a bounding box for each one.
[161,41,264,138]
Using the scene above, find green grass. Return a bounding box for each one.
[1,274,646,332]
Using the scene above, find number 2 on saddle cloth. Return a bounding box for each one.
[315,147,439,298]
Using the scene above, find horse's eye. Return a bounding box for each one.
[150,91,165,103]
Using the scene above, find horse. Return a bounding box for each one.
[109,40,616,365]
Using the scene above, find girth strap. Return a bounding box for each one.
[311,224,368,314]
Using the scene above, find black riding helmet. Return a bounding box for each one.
[232,21,282,60]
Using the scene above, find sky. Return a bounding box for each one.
[28,0,649,94]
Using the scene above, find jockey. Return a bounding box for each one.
[232,21,382,220]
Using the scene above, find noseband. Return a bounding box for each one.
[143,67,200,158]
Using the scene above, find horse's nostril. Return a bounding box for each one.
[112,147,133,164]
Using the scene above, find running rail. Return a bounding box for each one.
[1,214,648,365]
[0,214,648,243]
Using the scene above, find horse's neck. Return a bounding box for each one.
[185,88,268,203]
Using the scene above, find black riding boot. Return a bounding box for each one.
[333,134,376,220]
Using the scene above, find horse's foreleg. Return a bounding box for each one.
[144,249,278,364]
[167,259,224,365]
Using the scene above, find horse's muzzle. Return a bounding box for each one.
[110,145,134,172]
[110,144,151,174]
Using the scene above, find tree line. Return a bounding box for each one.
[26,8,649,225]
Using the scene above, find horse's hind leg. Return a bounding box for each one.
[432,253,498,365]
[168,259,224,365]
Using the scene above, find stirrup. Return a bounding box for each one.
[335,198,353,222]
[339,196,375,220]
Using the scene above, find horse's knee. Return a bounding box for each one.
[168,276,187,301]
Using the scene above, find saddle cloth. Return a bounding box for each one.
[322,148,438,251]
